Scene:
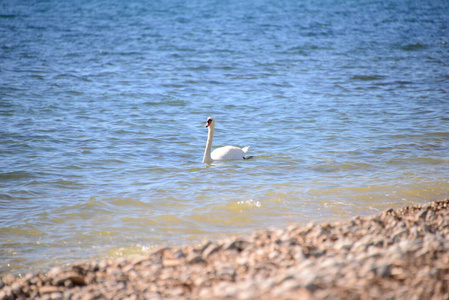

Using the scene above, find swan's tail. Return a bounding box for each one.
[242,146,250,154]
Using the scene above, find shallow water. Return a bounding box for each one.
[1,0,449,274]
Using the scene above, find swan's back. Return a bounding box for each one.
[211,146,250,161]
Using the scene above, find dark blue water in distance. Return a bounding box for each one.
[1,0,448,274]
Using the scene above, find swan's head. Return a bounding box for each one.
[205,117,214,128]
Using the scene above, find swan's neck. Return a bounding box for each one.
[202,126,214,164]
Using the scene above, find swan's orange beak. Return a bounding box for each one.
[206,120,212,127]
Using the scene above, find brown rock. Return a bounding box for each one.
[39,286,61,295]
[162,258,183,268]
[187,254,206,265]
[54,272,86,286]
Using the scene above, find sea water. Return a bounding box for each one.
[1,0,448,274]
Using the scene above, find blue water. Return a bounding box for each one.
[1,0,449,274]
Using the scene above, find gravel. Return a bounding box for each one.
[2,199,449,299]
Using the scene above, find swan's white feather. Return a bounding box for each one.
[211,145,250,161]
[202,117,250,163]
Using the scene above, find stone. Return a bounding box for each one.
[54,272,86,286]
[0,199,448,299]
[162,258,182,268]
[202,243,221,258]
[39,286,61,295]
[187,255,206,265]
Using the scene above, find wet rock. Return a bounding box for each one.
[53,271,86,286]
[224,239,251,251]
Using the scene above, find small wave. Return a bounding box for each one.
[153,214,184,224]
[53,179,84,189]
[0,171,36,181]
[401,43,427,51]
[0,194,14,200]
[143,100,187,107]
[54,197,116,218]
[104,244,155,258]
[237,199,262,208]
[387,157,448,165]
[351,75,386,81]
[0,226,45,236]
[108,197,153,209]
[0,14,19,19]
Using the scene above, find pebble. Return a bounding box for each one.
[162,258,182,268]
[38,286,60,295]
[1,199,449,299]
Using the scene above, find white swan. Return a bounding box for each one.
[202,117,250,164]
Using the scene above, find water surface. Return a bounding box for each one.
[1,0,448,274]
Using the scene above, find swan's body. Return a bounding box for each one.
[211,145,250,161]
[202,117,250,164]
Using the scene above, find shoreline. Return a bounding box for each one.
[1,199,448,299]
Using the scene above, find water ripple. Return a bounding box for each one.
[1,0,448,275]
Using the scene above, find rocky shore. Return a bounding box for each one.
[1,199,449,299]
